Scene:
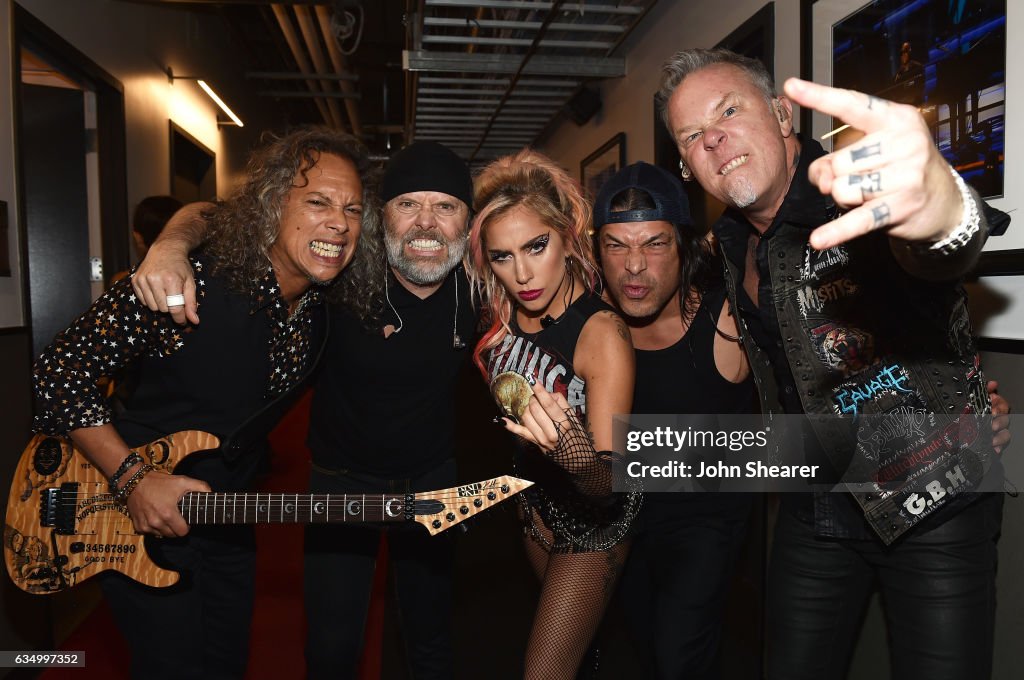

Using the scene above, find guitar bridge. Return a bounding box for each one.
[39,483,79,535]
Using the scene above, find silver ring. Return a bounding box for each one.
[166,294,186,307]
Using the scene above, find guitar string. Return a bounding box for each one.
[53,492,517,525]
[57,491,514,506]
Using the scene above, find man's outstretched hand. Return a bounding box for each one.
[784,77,965,252]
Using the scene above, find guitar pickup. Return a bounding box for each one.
[39,483,79,534]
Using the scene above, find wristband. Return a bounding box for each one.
[116,464,153,502]
[108,452,144,495]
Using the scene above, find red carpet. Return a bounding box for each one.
[41,390,387,679]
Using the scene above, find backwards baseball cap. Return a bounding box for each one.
[593,161,692,230]
[381,141,474,209]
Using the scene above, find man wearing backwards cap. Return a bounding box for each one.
[593,161,755,678]
[132,140,478,679]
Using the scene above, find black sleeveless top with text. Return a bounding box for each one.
[487,291,636,552]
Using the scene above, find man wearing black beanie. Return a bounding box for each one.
[302,140,477,680]
[131,140,480,679]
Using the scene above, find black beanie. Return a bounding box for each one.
[381,141,474,209]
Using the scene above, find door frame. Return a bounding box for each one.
[11,3,128,346]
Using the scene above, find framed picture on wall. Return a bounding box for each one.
[802,0,1006,200]
[580,133,625,200]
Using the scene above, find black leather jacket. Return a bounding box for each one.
[714,139,1000,544]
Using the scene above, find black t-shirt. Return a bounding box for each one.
[306,266,477,478]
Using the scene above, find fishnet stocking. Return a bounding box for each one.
[520,512,629,679]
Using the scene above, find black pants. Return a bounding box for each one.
[617,494,751,680]
[304,459,456,680]
[767,493,1004,680]
[101,526,257,680]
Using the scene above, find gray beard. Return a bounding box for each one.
[385,228,467,286]
[726,176,758,209]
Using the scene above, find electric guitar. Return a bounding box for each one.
[4,431,531,594]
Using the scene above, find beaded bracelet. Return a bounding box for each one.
[108,452,144,495]
[115,464,154,503]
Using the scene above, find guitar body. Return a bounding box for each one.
[4,431,220,593]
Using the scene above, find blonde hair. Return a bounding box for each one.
[468,149,600,375]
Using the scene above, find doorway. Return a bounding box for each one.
[14,5,128,357]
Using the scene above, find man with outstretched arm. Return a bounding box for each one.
[658,48,1010,679]
[32,127,374,679]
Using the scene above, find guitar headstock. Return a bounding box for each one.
[411,475,532,535]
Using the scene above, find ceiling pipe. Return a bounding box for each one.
[293,4,346,131]
[315,4,363,138]
[271,3,333,125]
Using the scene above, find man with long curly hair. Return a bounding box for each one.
[32,126,374,679]
[132,140,476,679]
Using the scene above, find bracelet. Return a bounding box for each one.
[108,452,144,495]
[116,464,154,503]
[924,166,981,255]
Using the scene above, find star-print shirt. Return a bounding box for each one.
[32,253,327,488]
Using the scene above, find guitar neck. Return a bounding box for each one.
[178,492,409,525]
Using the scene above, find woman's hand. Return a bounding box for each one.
[499,379,575,452]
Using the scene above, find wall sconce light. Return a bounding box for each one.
[167,66,244,128]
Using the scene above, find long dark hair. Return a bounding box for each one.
[202,126,384,322]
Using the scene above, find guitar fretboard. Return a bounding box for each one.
[178,492,409,525]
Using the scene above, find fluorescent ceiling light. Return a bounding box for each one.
[197,79,244,127]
